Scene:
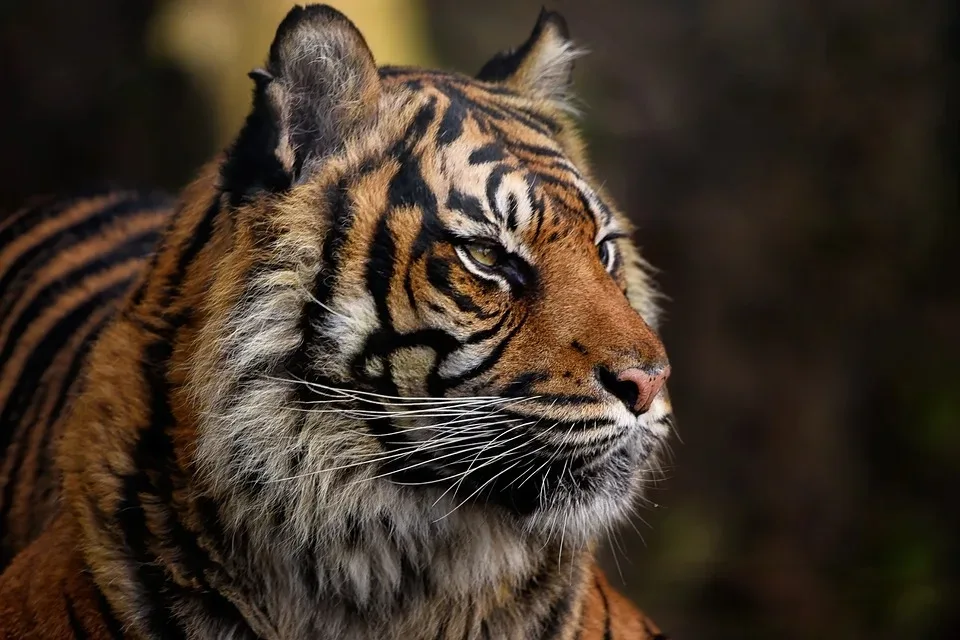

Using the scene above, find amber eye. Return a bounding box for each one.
[598,239,616,272]
[598,241,611,267]
[597,232,626,272]
[464,242,499,268]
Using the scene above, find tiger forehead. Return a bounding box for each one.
[377,73,616,245]
[381,69,567,158]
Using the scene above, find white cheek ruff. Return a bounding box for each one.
[316,292,380,378]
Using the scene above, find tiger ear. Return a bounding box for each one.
[222,4,381,205]
[476,8,582,109]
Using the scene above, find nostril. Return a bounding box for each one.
[596,366,640,413]
[597,365,670,416]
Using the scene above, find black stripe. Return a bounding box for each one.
[435,311,525,393]
[63,590,89,639]
[492,133,566,161]
[530,170,579,195]
[437,84,513,130]
[443,84,509,124]
[526,175,547,241]
[595,576,613,640]
[464,312,509,345]
[484,165,511,224]
[0,280,132,487]
[366,214,397,327]
[0,379,52,551]
[115,347,185,640]
[403,266,420,318]
[0,228,160,377]
[505,193,520,231]
[129,211,178,309]
[158,197,222,309]
[472,93,555,138]
[441,82,555,137]
[290,178,354,399]
[389,97,438,162]
[114,338,202,640]
[0,194,166,322]
[0,188,116,249]
[436,97,466,146]
[537,583,575,640]
[316,177,353,304]
[389,101,441,266]
[469,144,505,165]
[93,584,126,640]
[446,189,489,225]
[502,371,548,397]
[500,102,560,136]
[425,255,495,318]
[44,313,109,435]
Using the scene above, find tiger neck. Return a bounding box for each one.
[223,502,593,639]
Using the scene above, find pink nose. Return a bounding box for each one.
[616,365,670,415]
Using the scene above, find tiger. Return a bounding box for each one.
[0,5,673,639]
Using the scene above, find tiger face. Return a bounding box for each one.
[198,5,672,546]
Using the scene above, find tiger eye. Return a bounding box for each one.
[466,243,498,268]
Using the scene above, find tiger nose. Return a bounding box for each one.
[599,365,670,415]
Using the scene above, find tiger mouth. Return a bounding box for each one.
[287,377,664,513]
[371,408,662,514]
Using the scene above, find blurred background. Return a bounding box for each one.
[0,0,955,638]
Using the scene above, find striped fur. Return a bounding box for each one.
[0,5,671,639]
[0,191,171,565]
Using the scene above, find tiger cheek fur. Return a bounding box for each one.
[0,5,671,639]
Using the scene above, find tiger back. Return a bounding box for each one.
[0,5,671,639]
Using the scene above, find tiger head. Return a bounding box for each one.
[192,5,672,549]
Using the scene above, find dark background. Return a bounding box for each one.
[1,1,956,638]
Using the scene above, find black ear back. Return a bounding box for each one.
[222,4,381,205]
[476,8,580,107]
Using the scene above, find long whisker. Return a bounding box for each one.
[515,421,564,489]
[286,397,525,420]
[430,421,548,509]
[265,430,498,482]
[268,374,539,405]
[302,289,353,322]
[431,419,534,508]
[349,438,515,487]
[361,417,523,443]
[432,439,552,523]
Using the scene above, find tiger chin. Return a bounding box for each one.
[0,4,672,639]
